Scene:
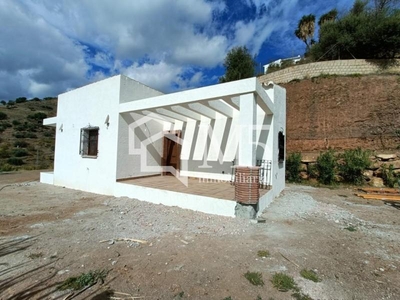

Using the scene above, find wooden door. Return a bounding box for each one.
[162,131,181,175]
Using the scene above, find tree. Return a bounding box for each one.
[15,97,27,103]
[295,14,316,51]
[374,0,400,12]
[350,0,368,15]
[310,0,400,60]
[318,9,338,26]
[219,46,256,83]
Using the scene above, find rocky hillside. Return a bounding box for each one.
[0,99,57,171]
[281,74,400,153]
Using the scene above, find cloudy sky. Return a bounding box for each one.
[0,0,353,100]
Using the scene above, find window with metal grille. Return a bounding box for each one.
[278,131,285,163]
[80,127,99,157]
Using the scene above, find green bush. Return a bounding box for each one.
[0,163,16,172]
[338,148,371,185]
[0,100,6,106]
[0,146,11,158]
[27,112,47,122]
[13,149,29,157]
[0,111,7,120]
[286,152,302,183]
[316,149,337,185]
[381,164,398,188]
[14,141,29,148]
[43,131,54,137]
[27,133,37,139]
[15,97,27,103]
[14,132,27,138]
[7,157,24,166]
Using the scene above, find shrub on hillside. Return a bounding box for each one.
[14,141,29,148]
[286,152,302,183]
[0,100,6,106]
[0,111,7,120]
[15,97,27,103]
[338,148,371,185]
[316,149,337,185]
[0,145,11,158]
[14,132,27,138]
[12,120,21,126]
[0,163,16,172]
[13,149,29,157]
[7,157,24,166]
[27,112,47,122]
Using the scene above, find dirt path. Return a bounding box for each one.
[1,172,399,299]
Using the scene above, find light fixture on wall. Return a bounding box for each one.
[104,115,110,128]
[59,123,63,132]
[262,81,275,89]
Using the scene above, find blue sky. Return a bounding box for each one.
[0,0,353,100]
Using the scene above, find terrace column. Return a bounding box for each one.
[238,93,257,166]
[235,93,259,207]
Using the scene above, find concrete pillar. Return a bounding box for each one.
[238,93,257,166]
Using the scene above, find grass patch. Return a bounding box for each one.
[244,271,264,286]
[28,252,43,259]
[344,225,357,232]
[257,250,270,258]
[292,291,313,300]
[271,273,314,299]
[300,269,321,282]
[58,269,108,291]
[271,273,296,292]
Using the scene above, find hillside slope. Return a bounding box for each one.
[281,74,400,152]
[0,99,57,171]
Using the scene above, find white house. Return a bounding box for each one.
[41,75,286,218]
[263,55,302,74]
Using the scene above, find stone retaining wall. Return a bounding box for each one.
[301,153,400,188]
[258,59,400,84]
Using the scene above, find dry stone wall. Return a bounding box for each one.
[300,153,400,188]
[259,59,400,84]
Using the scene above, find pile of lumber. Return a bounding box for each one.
[356,187,400,207]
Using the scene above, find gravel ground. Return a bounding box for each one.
[1,172,399,300]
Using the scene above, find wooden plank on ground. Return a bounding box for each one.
[356,193,400,201]
[358,187,400,194]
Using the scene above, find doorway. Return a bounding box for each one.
[162,130,182,175]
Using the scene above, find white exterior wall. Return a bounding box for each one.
[116,112,164,179]
[258,84,286,214]
[52,76,121,195]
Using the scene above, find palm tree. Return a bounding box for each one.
[294,14,316,51]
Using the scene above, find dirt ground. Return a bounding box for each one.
[1,171,399,300]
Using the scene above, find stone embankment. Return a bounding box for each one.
[300,153,400,188]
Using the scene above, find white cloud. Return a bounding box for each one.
[0,0,355,99]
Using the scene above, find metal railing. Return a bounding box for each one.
[230,159,272,189]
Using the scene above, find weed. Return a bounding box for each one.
[223,297,233,300]
[257,250,270,257]
[300,269,321,282]
[344,225,357,232]
[58,269,108,291]
[28,252,43,259]
[244,271,264,286]
[271,273,296,292]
